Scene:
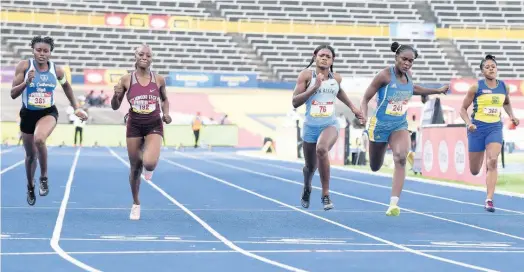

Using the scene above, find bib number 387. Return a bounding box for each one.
[310,101,334,117]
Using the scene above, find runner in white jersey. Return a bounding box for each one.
[10,36,87,206]
[292,44,364,210]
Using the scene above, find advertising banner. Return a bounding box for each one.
[389,23,436,39]
[169,71,257,88]
[84,69,128,85]
[149,15,169,29]
[0,66,15,83]
[450,78,523,96]
[104,13,126,27]
[421,125,485,185]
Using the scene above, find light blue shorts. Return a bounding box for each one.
[367,118,407,143]
[302,122,339,143]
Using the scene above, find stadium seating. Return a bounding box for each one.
[428,0,524,28]
[1,0,211,17]
[0,22,273,80]
[212,0,423,25]
[453,39,524,78]
[244,33,461,83]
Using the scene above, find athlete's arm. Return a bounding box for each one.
[56,65,79,110]
[10,60,30,99]
[111,74,129,110]
[503,84,519,126]
[413,84,449,96]
[459,84,477,127]
[333,73,364,121]
[157,75,172,124]
[292,70,321,108]
[360,69,387,120]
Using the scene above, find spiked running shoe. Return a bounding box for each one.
[39,177,49,196]
[321,195,334,211]
[485,200,495,213]
[301,186,311,208]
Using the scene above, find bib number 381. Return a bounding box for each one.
[28,93,51,108]
[310,101,334,117]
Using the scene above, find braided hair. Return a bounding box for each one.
[30,35,54,51]
[305,44,336,72]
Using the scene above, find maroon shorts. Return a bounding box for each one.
[126,115,164,138]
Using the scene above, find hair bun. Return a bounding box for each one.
[485,54,495,60]
[391,42,400,53]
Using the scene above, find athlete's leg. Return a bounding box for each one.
[316,126,339,210]
[142,133,163,181]
[33,115,57,196]
[389,130,410,197]
[485,142,501,201]
[301,141,317,208]
[368,141,388,172]
[127,137,144,206]
[21,133,37,205]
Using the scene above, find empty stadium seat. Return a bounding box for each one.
[429,0,524,28]
[453,39,524,78]
[212,0,423,25]
[0,22,273,80]
[245,33,461,83]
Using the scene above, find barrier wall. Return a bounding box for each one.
[421,124,486,185]
[450,78,524,96]
[1,122,238,147]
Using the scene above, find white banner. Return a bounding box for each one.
[390,23,436,39]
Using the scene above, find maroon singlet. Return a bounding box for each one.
[126,70,163,138]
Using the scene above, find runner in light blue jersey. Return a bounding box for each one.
[292,44,364,211]
[10,36,87,206]
[360,42,448,216]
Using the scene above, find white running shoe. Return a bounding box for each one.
[130,204,140,220]
[143,170,153,181]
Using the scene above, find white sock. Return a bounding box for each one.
[485,198,492,203]
[390,196,399,206]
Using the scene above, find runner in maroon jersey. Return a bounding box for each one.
[111,44,172,220]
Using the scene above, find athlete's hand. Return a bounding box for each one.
[162,114,172,124]
[511,117,520,127]
[314,73,326,88]
[26,69,35,85]
[352,108,366,125]
[438,85,449,94]
[75,108,88,121]
[113,84,124,96]
[467,123,477,132]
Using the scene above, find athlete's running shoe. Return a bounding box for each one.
[321,195,334,211]
[485,199,495,213]
[301,186,311,208]
[39,177,49,196]
[143,170,153,181]
[386,205,400,216]
[130,204,140,220]
[27,183,36,206]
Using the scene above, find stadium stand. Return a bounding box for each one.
[244,33,461,83]
[453,39,524,78]
[1,0,212,17]
[0,22,274,80]
[212,0,423,25]
[428,0,524,28]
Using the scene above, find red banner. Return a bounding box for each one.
[421,125,485,185]
[104,13,126,27]
[149,15,169,29]
[450,78,523,96]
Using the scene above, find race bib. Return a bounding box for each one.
[28,93,52,108]
[483,107,501,116]
[385,100,408,116]
[310,101,334,118]
[132,101,156,114]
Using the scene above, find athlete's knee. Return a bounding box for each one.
[34,135,46,148]
[25,152,37,162]
[486,155,498,170]
[316,145,329,158]
[303,165,316,175]
[142,160,157,172]
[393,152,408,167]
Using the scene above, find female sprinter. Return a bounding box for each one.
[460,54,519,212]
[292,44,364,211]
[10,36,87,206]
[111,44,172,220]
[360,42,448,216]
